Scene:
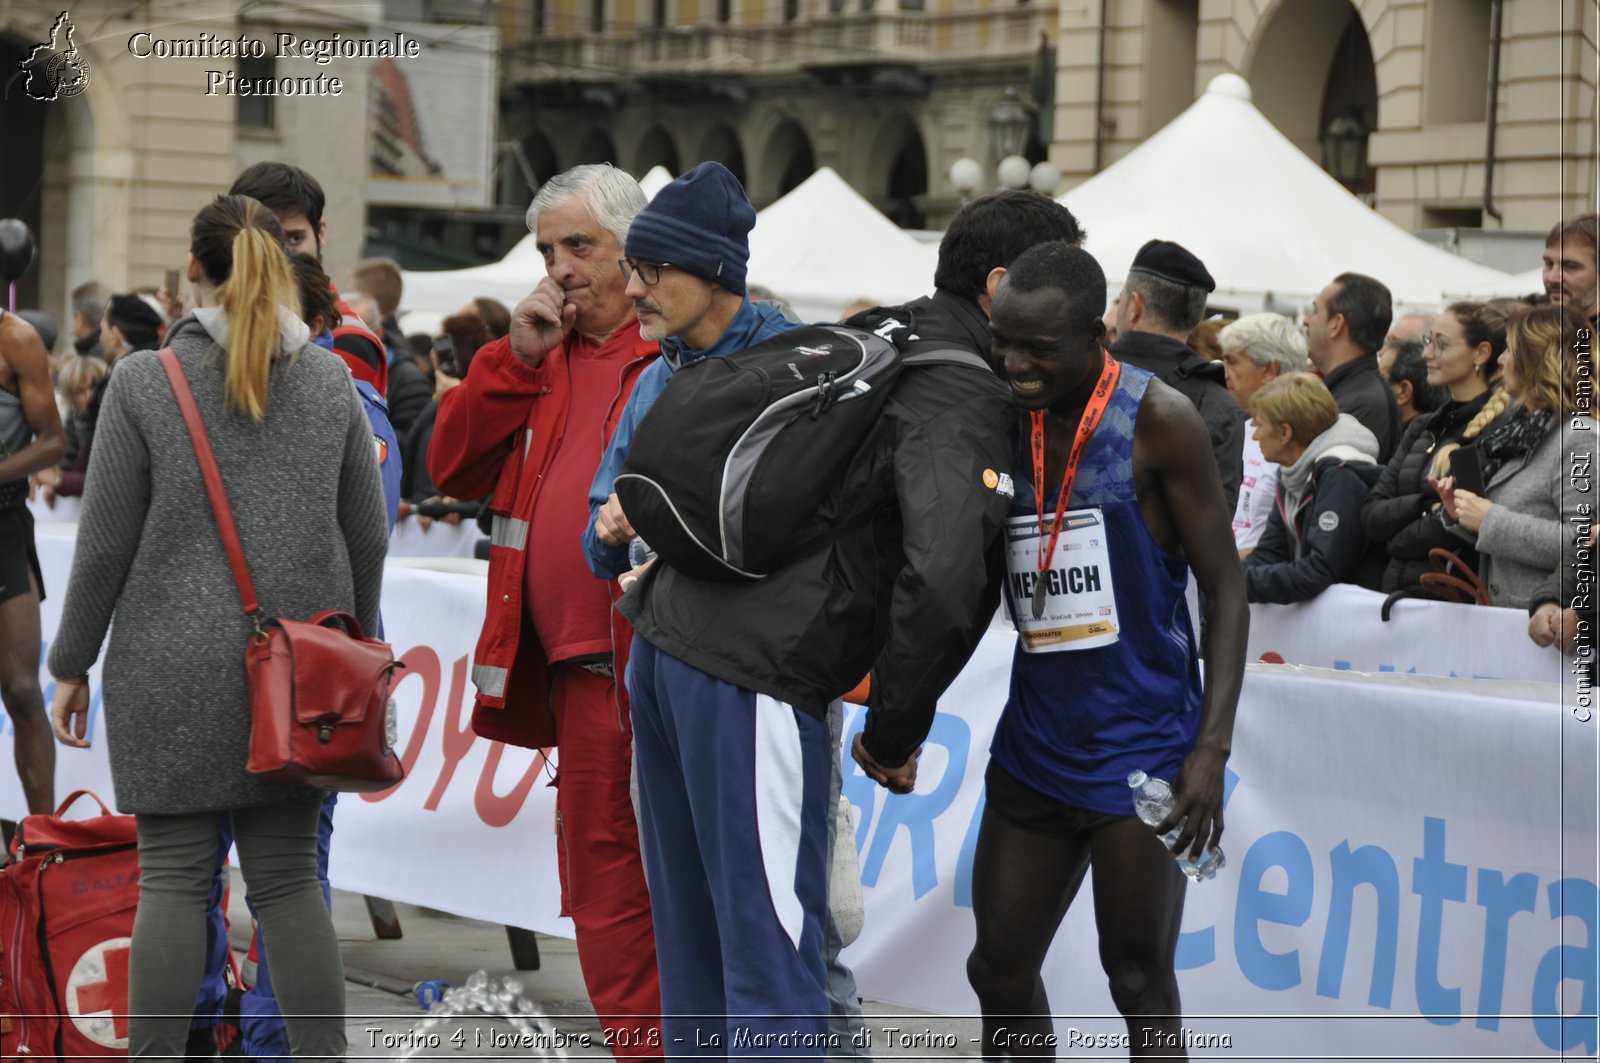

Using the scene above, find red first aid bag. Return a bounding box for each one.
[0,790,139,1059]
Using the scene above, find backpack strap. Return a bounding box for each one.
[899,340,991,374]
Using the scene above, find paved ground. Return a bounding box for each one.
[230,888,985,1061]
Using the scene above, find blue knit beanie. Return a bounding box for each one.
[625,162,755,295]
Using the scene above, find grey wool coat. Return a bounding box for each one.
[47,315,389,813]
[1449,412,1597,609]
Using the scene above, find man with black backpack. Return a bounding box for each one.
[589,184,1085,1051]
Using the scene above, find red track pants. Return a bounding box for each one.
[551,665,663,1059]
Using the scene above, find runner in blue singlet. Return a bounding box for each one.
[967,243,1248,1059]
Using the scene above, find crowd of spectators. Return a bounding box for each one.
[19,212,1597,656]
[1202,213,1596,659]
[27,258,512,546]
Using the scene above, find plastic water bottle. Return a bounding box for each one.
[628,536,656,570]
[1127,770,1225,881]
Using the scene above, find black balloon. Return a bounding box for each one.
[0,220,36,282]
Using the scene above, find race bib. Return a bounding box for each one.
[1004,509,1119,653]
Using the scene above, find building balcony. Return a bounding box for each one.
[504,6,1056,87]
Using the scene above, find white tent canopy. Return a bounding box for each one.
[747,166,937,323]
[1444,266,1543,302]
[399,235,542,319]
[638,165,674,200]
[1061,74,1511,311]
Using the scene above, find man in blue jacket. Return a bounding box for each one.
[581,164,897,1056]
[582,163,794,578]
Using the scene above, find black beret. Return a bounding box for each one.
[106,293,164,332]
[1129,239,1215,294]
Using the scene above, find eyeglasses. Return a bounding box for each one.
[618,258,671,286]
[1426,333,1457,351]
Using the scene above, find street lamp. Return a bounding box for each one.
[948,86,1062,205]
[989,86,1032,164]
[1320,112,1370,194]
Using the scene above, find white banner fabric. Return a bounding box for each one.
[1247,583,1559,683]
[30,495,488,560]
[7,528,1596,1058]
[837,663,1596,1059]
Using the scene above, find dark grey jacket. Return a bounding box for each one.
[47,316,389,813]
[619,290,1013,768]
[1325,354,1402,464]
[1448,413,1597,608]
[1111,330,1244,511]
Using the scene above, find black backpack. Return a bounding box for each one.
[615,321,989,581]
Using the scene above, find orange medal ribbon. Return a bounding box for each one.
[1028,353,1121,619]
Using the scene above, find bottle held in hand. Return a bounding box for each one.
[1127,770,1225,881]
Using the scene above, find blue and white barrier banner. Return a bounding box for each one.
[840,660,1596,1059]
[7,528,1596,1058]
[1247,583,1559,682]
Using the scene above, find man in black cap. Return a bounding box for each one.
[1112,239,1244,509]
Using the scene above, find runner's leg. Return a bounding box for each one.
[1087,815,1188,1058]
[0,566,52,814]
[966,802,1092,1059]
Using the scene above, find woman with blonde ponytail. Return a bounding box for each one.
[1361,302,1504,593]
[41,193,388,1061]
[1437,304,1597,607]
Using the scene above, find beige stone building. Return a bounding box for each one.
[9,0,1593,330]
[2,1,375,339]
[1051,0,1595,234]
[502,0,1594,240]
[497,0,1059,228]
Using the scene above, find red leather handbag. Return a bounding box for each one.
[159,349,405,792]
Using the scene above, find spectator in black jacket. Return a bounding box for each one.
[610,183,1083,1050]
[1379,336,1446,427]
[69,281,109,358]
[32,294,163,501]
[1243,373,1384,603]
[384,345,434,436]
[1305,271,1401,463]
[1361,302,1503,594]
[1111,239,1244,509]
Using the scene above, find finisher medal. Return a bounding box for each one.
[1031,561,1049,619]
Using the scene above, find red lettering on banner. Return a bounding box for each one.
[75,944,131,1038]
[423,654,476,810]
[361,646,441,803]
[475,743,553,827]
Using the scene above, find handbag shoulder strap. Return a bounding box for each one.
[157,348,262,619]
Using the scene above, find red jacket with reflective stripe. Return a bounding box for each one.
[429,329,658,747]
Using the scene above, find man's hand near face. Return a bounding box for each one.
[510,277,577,370]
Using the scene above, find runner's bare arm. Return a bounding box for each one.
[1138,383,1248,862]
[0,313,64,482]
